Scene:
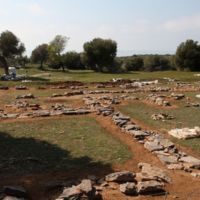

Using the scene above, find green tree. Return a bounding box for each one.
[143,55,170,71]
[122,56,144,71]
[83,38,117,72]
[62,51,84,70]
[48,35,69,71]
[0,31,25,75]
[31,44,48,69]
[175,39,200,71]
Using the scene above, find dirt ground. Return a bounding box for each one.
[0,85,200,200]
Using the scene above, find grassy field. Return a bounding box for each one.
[0,65,200,86]
[118,101,200,154]
[0,116,131,174]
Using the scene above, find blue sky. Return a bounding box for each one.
[0,0,200,56]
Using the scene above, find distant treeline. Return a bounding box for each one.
[0,30,200,75]
[116,54,175,72]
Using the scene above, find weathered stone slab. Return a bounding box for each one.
[120,182,137,195]
[124,124,141,131]
[137,181,165,195]
[32,110,50,117]
[167,164,184,170]
[169,127,200,139]
[16,94,35,99]
[179,156,200,169]
[105,171,136,183]
[144,141,164,152]
[138,163,171,183]
[58,186,82,199]
[157,155,178,165]
[2,186,27,198]
[130,130,150,140]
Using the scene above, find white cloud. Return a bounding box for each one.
[17,2,45,15]
[164,14,200,32]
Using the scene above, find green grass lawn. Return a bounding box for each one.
[0,116,131,174]
[118,101,200,154]
[0,65,200,86]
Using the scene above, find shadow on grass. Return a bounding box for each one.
[25,76,50,82]
[0,131,113,176]
[34,67,139,75]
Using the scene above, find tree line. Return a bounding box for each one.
[0,30,200,75]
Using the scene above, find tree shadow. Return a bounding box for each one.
[0,131,113,176]
[25,76,50,82]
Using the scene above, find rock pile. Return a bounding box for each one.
[105,163,169,196]
[56,164,170,199]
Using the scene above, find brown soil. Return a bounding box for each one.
[95,115,200,200]
[0,87,200,200]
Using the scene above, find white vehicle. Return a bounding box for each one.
[9,67,17,78]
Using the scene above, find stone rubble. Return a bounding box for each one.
[94,105,200,177]
[56,163,170,198]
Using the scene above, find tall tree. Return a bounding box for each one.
[48,35,69,71]
[0,31,25,75]
[175,39,200,71]
[62,51,84,70]
[31,44,48,69]
[83,38,117,72]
